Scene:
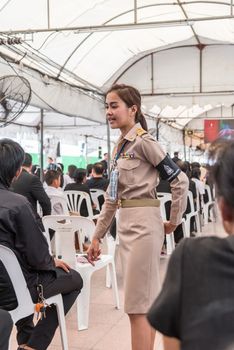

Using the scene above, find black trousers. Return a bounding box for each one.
[16,267,83,350]
[0,309,13,350]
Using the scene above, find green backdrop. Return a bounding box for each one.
[31,154,100,172]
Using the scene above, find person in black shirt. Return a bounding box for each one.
[87,162,109,191]
[0,139,83,350]
[11,153,51,230]
[171,151,181,164]
[148,138,234,350]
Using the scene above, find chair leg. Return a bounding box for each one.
[181,219,189,238]
[106,266,111,288]
[108,260,120,310]
[106,235,117,288]
[77,271,92,330]
[195,214,201,236]
[54,300,69,350]
[204,205,209,225]
[166,233,175,255]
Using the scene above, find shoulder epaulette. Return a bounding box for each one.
[136,127,148,137]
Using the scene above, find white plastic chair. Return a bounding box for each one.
[194,186,204,228]
[65,190,99,220]
[90,189,105,211]
[203,184,217,224]
[157,192,175,255]
[186,190,201,236]
[106,209,120,288]
[0,244,68,350]
[42,215,120,331]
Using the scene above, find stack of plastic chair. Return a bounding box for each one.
[203,184,217,224]
[186,190,201,236]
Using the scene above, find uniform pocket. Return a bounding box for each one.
[118,159,140,185]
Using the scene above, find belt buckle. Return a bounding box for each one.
[118,199,122,208]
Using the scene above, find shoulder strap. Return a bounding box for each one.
[136,127,147,137]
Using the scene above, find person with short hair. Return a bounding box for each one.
[172,151,181,163]
[0,138,83,350]
[11,152,51,230]
[87,162,109,191]
[44,170,67,215]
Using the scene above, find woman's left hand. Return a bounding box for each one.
[164,221,177,234]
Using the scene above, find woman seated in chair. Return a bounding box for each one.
[148,138,234,350]
[64,168,99,217]
[0,139,83,350]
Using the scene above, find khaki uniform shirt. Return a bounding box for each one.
[94,123,189,239]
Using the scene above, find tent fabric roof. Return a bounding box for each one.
[1,1,234,128]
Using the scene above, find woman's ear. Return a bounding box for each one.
[131,105,138,116]
[219,197,234,234]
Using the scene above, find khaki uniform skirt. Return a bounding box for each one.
[118,206,164,314]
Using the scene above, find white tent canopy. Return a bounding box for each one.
[1,0,234,130]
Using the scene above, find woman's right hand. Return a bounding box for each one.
[87,237,101,263]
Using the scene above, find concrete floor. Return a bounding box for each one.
[10,217,226,350]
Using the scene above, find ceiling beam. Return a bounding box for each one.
[1,15,234,35]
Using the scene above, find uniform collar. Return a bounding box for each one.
[117,123,141,143]
[124,123,141,141]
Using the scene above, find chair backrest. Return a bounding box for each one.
[65,191,93,218]
[194,187,202,213]
[0,245,34,322]
[42,215,95,265]
[204,184,213,204]
[157,192,172,221]
[90,189,105,211]
[187,190,196,214]
[50,195,70,215]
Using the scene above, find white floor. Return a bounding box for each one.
[10,218,226,350]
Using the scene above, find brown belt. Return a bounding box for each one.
[118,198,160,208]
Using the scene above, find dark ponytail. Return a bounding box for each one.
[135,110,148,131]
[106,84,148,131]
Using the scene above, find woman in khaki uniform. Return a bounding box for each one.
[87,84,188,350]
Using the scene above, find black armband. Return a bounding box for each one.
[156,154,181,182]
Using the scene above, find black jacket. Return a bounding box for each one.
[0,184,55,310]
[86,177,109,191]
[11,169,51,217]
